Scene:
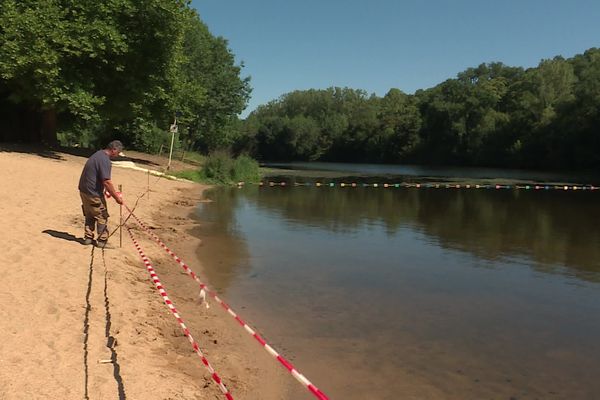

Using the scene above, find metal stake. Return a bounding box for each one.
[119,184,123,248]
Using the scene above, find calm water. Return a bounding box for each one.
[194,168,600,400]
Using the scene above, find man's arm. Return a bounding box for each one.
[103,179,123,205]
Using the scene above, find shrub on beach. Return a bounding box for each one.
[192,151,260,184]
[231,154,261,183]
[201,150,233,183]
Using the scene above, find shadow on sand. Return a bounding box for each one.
[43,229,88,245]
[0,142,164,169]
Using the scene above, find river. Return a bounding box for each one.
[193,163,600,400]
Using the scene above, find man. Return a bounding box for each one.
[78,140,124,247]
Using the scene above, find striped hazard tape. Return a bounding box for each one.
[124,206,329,400]
[126,226,234,400]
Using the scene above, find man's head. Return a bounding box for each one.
[106,140,124,158]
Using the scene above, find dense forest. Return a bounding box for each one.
[0,0,250,152]
[1,2,598,170]
[239,49,600,170]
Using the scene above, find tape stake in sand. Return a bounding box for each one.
[123,206,330,400]
[125,226,234,400]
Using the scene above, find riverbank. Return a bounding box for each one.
[0,147,291,399]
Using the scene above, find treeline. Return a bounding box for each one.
[0,0,250,152]
[239,49,600,169]
[2,2,598,172]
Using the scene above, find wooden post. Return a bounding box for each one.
[167,131,175,170]
[167,117,177,170]
[119,184,123,248]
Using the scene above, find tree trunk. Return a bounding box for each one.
[0,102,59,144]
[40,108,58,146]
[22,106,41,143]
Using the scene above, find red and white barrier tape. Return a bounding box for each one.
[124,205,329,400]
[126,226,234,400]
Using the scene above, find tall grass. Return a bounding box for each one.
[231,154,261,183]
[173,151,260,184]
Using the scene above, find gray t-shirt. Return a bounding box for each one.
[78,150,111,197]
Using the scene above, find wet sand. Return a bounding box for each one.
[0,147,293,399]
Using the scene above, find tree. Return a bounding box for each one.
[378,88,421,162]
[175,10,251,152]
[0,1,251,152]
[505,57,577,166]
[241,49,599,170]
[552,48,600,168]
[0,0,129,142]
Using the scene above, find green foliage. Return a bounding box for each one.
[377,88,422,161]
[198,151,260,184]
[180,150,206,165]
[128,119,174,154]
[0,0,251,150]
[232,154,261,183]
[171,169,203,182]
[172,11,251,152]
[200,150,233,183]
[1,0,598,173]
[56,117,104,148]
[241,49,600,170]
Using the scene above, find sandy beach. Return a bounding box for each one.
[0,146,293,399]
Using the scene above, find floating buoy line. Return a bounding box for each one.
[236,181,599,191]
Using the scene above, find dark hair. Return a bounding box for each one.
[107,140,123,151]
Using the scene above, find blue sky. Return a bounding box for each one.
[191,0,600,117]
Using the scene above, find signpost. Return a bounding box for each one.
[167,117,178,170]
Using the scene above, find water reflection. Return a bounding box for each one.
[206,186,600,281]
[195,184,600,399]
[190,190,251,291]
